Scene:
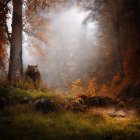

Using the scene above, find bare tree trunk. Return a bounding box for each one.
[8,0,23,86]
[115,15,124,79]
[112,0,124,80]
[132,0,140,52]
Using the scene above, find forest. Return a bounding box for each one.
[0,0,140,139]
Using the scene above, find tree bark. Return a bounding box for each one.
[132,0,140,52]
[115,14,124,79]
[0,0,11,12]
[8,0,23,86]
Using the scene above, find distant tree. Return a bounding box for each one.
[83,0,124,79]
[79,0,140,96]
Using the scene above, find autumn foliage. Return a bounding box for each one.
[0,1,9,70]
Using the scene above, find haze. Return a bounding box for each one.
[23,2,98,87]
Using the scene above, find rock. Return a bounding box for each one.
[72,102,88,112]
[0,97,6,111]
[79,95,115,107]
[79,95,88,100]
[138,125,140,130]
[3,119,11,125]
[34,97,56,113]
[16,96,32,104]
[0,96,32,111]
[6,96,12,105]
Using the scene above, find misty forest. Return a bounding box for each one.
[0,0,140,139]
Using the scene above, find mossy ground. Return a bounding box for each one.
[0,87,140,140]
[0,87,56,99]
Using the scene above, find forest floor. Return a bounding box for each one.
[0,87,140,140]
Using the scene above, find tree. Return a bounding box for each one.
[85,0,124,79]
[132,0,140,52]
[0,0,11,12]
[4,0,66,86]
[8,0,23,86]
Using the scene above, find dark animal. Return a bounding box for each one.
[25,65,41,88]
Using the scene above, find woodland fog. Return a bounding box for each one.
[1,0,140,139]
[23,1,98,86]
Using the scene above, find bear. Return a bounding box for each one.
[25,65,41,88]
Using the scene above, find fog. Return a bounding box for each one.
[23,1,98,87]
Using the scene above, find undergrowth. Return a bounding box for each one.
[0,74,140,140]
[0,87,56,99]
[0,105,140,140]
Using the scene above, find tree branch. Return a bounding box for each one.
[0,0,11,12]
[4,18,11,44]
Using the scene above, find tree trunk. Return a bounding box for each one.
[8,0,23,86]
[115,15,124,79]
[132,0,140,52]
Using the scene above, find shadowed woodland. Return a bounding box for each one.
[0,0,140,139]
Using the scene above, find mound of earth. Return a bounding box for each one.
[0,94,139,116]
